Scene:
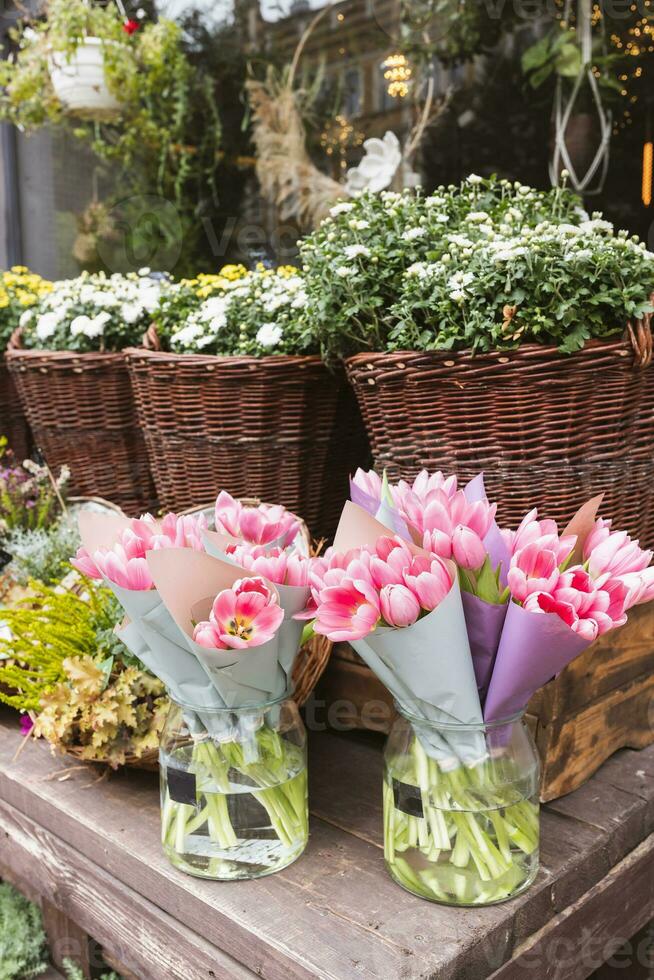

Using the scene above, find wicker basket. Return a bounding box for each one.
[126,345,370,541]
[64,743,159,771]
[0,358,31,460]
[345,319,654,546]
[6,335,157,515]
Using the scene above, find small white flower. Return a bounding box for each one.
[450,290,466,303]
[335,266,353,278]
[403,227,426,241]
[466,211,490,223]
[121,303,143,324]
[467,174,483,185]
[35,312,60,341]
[329,202,355,217]
[344,244,370,260]
[139,286,161,313]
[138,267,151,277]
[70,315,92,337]
[84,312,110,338]
[19,309,34,328]
[350,219,370,230]
[256,323,283,348]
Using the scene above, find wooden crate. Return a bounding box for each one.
[314,602,654,802]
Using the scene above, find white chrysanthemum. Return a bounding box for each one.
[35,311,61,341]
[121,302,143,324]
[403,227,427,241]
[256,322,283,348]
[344,244,371,260]
[330,202,355,217]
[335,266,353,278]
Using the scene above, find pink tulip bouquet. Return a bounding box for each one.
[201,534,313,683]
[316,476,654,906]
[349,468,654,719]
[146,548,308,871]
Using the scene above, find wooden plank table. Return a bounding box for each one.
[0,710,652,980]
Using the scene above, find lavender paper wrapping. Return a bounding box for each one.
[483,601,591,723]
[461,591,508,702]
[463,473,510,587]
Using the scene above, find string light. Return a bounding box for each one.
[381,53,412,99]
[643,139,653,206]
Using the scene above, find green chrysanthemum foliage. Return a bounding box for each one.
[299,176,654,358]
[0,883,48,980]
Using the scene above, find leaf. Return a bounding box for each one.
[521,36,551,73]
[97,655,114,692]
[528,63,554,89]
[555,43,583,77]
[475,556,504,605]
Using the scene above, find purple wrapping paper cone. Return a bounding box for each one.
[483,601,591,722]
[463,473,511,587]
[461,591,508,702]
[348,478,412,540]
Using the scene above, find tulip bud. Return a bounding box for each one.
[379,584,421,628]
[452,525,486,571]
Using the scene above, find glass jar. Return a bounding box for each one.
[159,696,308,880]
[383,709,540,906]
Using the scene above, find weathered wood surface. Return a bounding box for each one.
[488,836,654,980]
[0,713,652,980]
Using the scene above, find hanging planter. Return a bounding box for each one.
[48,37,121,120]
[522,0,615,195]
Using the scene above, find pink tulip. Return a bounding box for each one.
[524,590,578,628]
[380,584,421,627]
[587,529,652,579]
[422,528,453,560]
[619,566,654,609]
[227,543,312,588]
[193,576,284,649]
[403,555,452,610]
[71,547,103,580]
[524,591,599,641]
[214,491,300,547]
[507,542,561,603]
[351,468,383,501]
[503,509,574,561]
[101,549,154,590]
[452,525,486,571]
[582,517,612,559]
[314,578,381,642]
[193,622,224,649]
[121,528,149,560]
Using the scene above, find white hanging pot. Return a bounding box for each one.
[48,37,121,120]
